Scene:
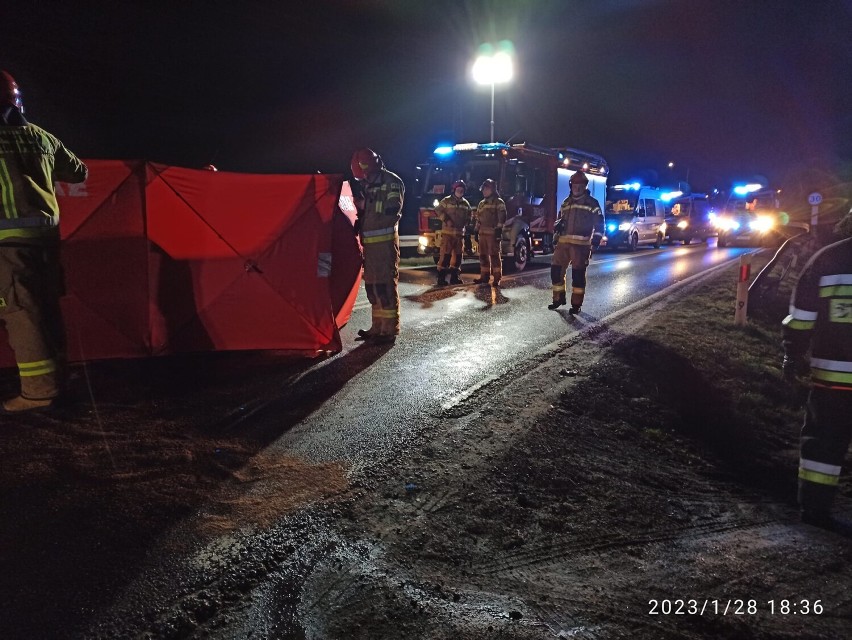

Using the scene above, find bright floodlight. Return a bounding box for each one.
[472,51,513,85]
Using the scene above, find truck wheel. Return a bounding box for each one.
[432,255,440,265]
[653,233,663,249]
[627,232,639,252]
[682,237,692,245]
[510,237,529,272]
[718,234,728,248]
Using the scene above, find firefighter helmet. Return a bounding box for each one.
[0,70,23,111]
[350,148,383,180]
[480,178,497,191]
[452,180,466,192]
[569,170,589,185]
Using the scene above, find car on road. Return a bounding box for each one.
[714,210,781,247]
[715,185,783,248]
[665,194,716,245]
[604,184,667,250]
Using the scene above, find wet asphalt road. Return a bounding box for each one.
[264,240,754,467]
[81,239,759,639]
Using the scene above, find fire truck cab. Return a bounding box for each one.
[415,142,609,271]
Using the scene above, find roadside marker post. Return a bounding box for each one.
[808,192,822,229]
[735,254,752,326]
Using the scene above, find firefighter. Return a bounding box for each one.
[782,212,852,530]
[435,180,471,285]
[473,178,506,285]
[0,71,87,413]
[350,148,405,344]
[549,170,603,314]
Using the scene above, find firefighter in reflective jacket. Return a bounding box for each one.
[782,219,852,529]
[473,179,506,285]
[435,180,471,286]
[350,148,405,344]
[549,170,603,314]
[0,71,87,413]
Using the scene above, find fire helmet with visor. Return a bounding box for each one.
[350,148,383,180]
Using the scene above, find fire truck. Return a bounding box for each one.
[414,142,609,271]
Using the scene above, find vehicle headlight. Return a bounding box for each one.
[749,216,775,232]
[618,222,631,231]
[418,235,429,248]
[677,220,689,229]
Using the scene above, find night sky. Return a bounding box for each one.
[4,1,852,202]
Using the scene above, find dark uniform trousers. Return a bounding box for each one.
[798,388,852,512]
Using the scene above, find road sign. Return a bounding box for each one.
[808,192,823,206]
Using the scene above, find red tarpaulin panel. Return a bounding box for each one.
[0,161,362,368]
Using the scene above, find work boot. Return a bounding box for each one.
[548,300,564,310]
[569,305,581,314]
[802,510,852,537]
[449,271,463,285]
[492,278,501,287]
[1,395,56,414]
[473,276,489,284]
[436,270,448,286]
[356,328,377,341]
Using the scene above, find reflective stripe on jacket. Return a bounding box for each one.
[0,122,87,241]
[435,195,471,233]
[782,237,852,390]
[555,192,603,246]
[359,168,405,237]
[474,195,507,232]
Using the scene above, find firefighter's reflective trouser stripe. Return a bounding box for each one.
[0,244,64,399]
[798,387,852,513]
[557,234,593,245]
[810,357,852,388]
[782,305,817,331]
[362,230,400,336]
[438,231,463,272]
[477,230,501,282]
[365,283,400,336]
[551,243,591,307]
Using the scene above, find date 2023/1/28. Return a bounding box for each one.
[648,599,824,615]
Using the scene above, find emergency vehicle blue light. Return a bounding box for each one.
[607,223,617,233]
[733,183,763,196]
[434,146,455,157]
[479,142,509,152]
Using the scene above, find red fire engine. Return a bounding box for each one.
[414,142,609,271]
